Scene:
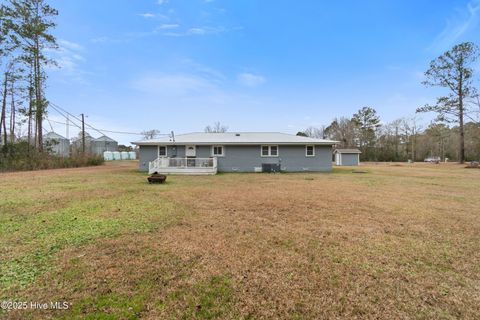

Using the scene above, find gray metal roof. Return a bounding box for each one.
[132,132,338,146]
[44,132,69,140]
[94,135,116,142]
[334,148,362,154]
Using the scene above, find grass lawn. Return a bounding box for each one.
[1,161,479,319]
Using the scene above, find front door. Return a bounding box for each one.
[185,145,196,157]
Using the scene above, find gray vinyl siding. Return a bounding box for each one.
[138,144,333,172]
[139,145,158,171]
[217,145,332,172]
[339,153,359,166]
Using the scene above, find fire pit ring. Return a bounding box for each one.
[147,172,167,184]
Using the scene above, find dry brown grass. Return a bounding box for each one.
[1,161,480,319]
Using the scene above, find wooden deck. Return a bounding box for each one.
[148,157,218,175]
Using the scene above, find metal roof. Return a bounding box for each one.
[334,148,362,154]
[44,132,69,140]
[132,132,338,146]
[94,135,116,142]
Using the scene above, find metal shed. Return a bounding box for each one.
[44,132,70,157]
[334,149,361,166]
[92,135,118,156]
[71,131,94,154]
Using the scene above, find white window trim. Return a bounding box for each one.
[158,145,167,157]
[211,145,225,157]
[260,145,279,157]
[305,145,315,157]
[261,145,270,157]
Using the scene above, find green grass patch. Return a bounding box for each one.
[59,292,147,320]
[162,275,235,319]
[0,169,187,294]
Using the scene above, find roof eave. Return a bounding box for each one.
[132,141,338,146]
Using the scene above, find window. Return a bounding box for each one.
[261,145,279,157]
[261,146,270,156]
[306,145,315,157]
[270,146,278,156]
[158,146,167,157]
[212,145,224,156]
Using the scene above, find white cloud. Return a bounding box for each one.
[431,0,480,51]
[159,26,225,37]
[237,73,266,87]
[156,24,179,30]
[157,0,167,5]
[188,27,207,35]
[48,39,89,84]
[54,40,85,70]
[184,26,225,36]
[58,39,84,52]
[180,59,226,80]
[138,13,156,18]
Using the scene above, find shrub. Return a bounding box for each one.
[0,142,105,172]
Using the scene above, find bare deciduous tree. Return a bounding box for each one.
[141,129,161,140]
[204,121,228,133]
[324,117,357,148]
[301,126,326,139]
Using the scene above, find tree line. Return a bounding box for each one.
[1,2,479,167]
[297,42,480,163]
[0,0,57,150]
[0,1,105,171]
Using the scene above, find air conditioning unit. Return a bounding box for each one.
[262,163,281,173]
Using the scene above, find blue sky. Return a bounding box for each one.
[45,0,480,144]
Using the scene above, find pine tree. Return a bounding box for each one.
[417,42,479,163]
[3,0,57,150]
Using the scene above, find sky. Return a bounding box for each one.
[42,0,480,145]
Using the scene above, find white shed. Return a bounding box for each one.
[334,149,361,166]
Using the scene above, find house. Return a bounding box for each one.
[132,132,338,174]
[44,132,70,157]
[334,149,361,166]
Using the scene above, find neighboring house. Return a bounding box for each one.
[92,135,118,156]
[334,149,361,166]
[44,132,70,157]
[132,132,338,174]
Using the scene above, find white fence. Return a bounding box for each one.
[149,157,218,175]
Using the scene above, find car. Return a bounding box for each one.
[424,157,441,163]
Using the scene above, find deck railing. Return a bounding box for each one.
[149,157,217,174]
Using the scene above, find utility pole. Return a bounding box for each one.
[81,113,85,153]
[66,114,69,139]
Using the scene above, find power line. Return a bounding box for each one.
[49,102,169,137]
[46,117,54,132]
[50,103,106,137]
[48,104,83,131]
[46,116,146,135]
